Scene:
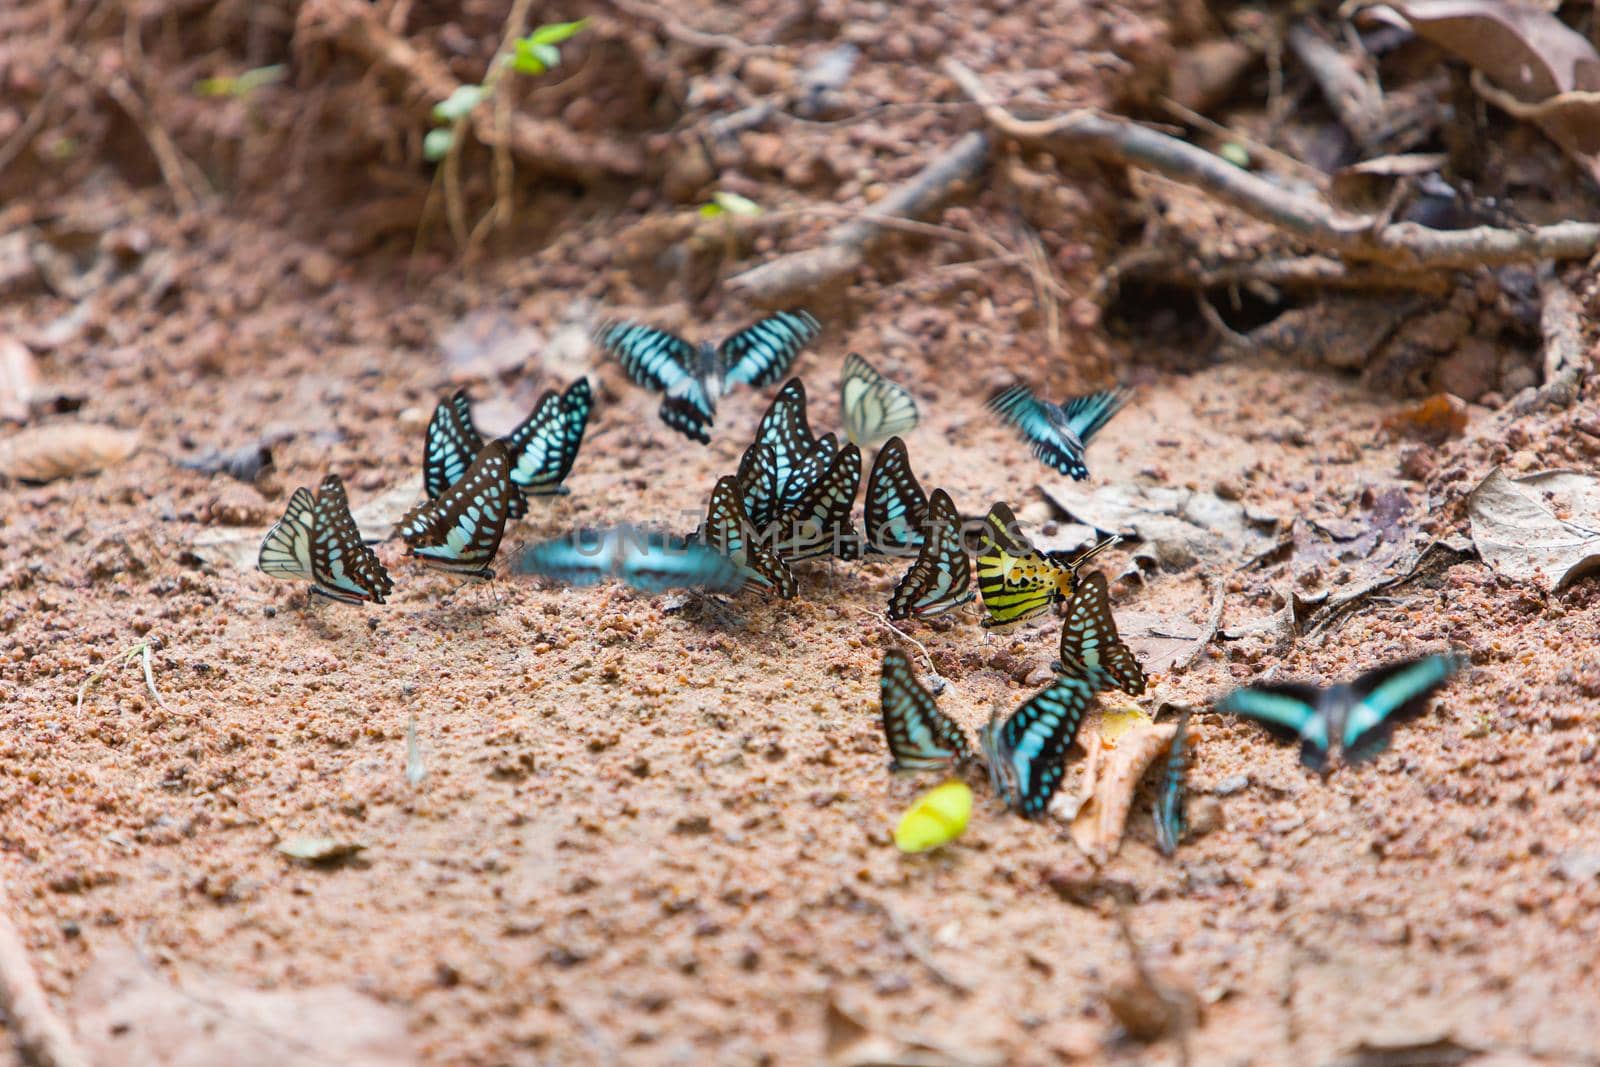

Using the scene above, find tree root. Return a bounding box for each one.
[944,59,1600,271]
[726,131,991,304]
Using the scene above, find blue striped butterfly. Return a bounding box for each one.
[840,352,919,448]
[395,440,514,578]
[735,379,823,527]
[1056,571,1146,695]
[259,475,394,604]
[1154,708,1191,857]
[988,383,1129,480]
[863,436,928,556]
[503,378,592,499]
[771,443,862,563]
[593,310,821,443]
[887,488,972,621]
[514,526,744,593]
[1214,653,1464,772]
[981,674,1099,817]
[975,501,1119,629]
[879,649,972,772]
[700,475,796,598]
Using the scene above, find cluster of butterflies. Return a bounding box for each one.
[257,379,592,603]
[880,569,1466,844]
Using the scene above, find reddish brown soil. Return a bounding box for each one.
[4,2,1600,1065]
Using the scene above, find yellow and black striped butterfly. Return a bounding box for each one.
[988,382,1128,480]
[260,475,394,605]
[975,501,1118,629]
[981,673,1099,817]
[593,311,820,443]
[771,443,862,563]
[395,440,514,578]
[840,352,919,448]
[879,649,972,772]
[700,475,796,598]
[863,436,928,557]
[887,489,972,621]
[1057,570,1146,695]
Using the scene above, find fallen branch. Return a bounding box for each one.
[0,881,94,1067]
[1514,269,1589,413]
[605,0,780,56]
[1171,580,1224,674]
[726,131,991,303]
[1110,250,1452,296]
[944,59,1600,271]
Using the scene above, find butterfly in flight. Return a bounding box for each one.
[1154,708,1191,857]
[981,673,1099,817]
[593,310,821,443]
[259,474,394,605]
[988,382,1129,480]
[769,442,862,563]
[1214,653,1465,772]
[395,440,515,579]
[1056,570,1146,696]
[863,435,928,556]
[699,474,796,598]
[974,501,1119,629]
[840,352,919,448]
[514,526,744,593]
[887,488,972,621]
[735,379,830,528]
[879,648,973,772]
[423,381,591,519]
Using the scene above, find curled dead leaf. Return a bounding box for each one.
[1467,467,1600,590]
[1068,722,1178,865]
[0,422,140,483]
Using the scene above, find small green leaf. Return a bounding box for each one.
[193,76,238,98]
[532,42,562,69]
[528,18,589,46]
[698,202,726,218]
[432,84,485,124]
[712,190,762,217]
[508,40,547,74]
[194,65,287,99]
[423,127,456,162]
[1219,142,1251,169]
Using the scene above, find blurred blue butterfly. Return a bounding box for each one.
[515,526,745,594]
[593,311,820,443]
[988,382,1128,480]
[1154,708,1191,856]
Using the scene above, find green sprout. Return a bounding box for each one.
[506,19,589,75]
[698,191,763,219]
[425,20,588,164]
[194,64,287,99]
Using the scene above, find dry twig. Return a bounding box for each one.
[0,881,94,1067]
[944,59,1600,271]
[727,131,991,303]
[1171,580,1225,673]
[1515,269,1589,412]
[605,0,780,56]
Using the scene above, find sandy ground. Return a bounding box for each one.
[5,1,1600,1065]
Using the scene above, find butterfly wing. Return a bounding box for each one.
[1342,653,1464,765]
[423,391,487,501]
[394,440,514,577]
[879,649,972,772]
[988,383,1086,478]
[512,528,617,586]
[504,378,592,501]
[1154,709,1191,857]
[618,529,745,593]
[840,352,919,448]
[863,435,929,556]
[778,433,838,516]
[309,475,394,604]
[887,489,973,620]
[258,486,317,581]
[719,310,821,390]
[593,320,714,443]
[1059,388,1130,448]
[735,440,784,531]
[981,675,1097,817]
[1214,682,1331,772]
[740,380,820,517]
[1057,571,1146,695]
[771,443,862,563]
[974,502,1068,629]
[703,475,795,598]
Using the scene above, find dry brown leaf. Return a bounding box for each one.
[1466,467,1600,590]
[0,337,40,423]
[72,943,419,1067]
[0,423,140,483]
[1069,722,1178,865]
[1381,393,1468,444]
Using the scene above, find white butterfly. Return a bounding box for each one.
[840,352,919,448]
